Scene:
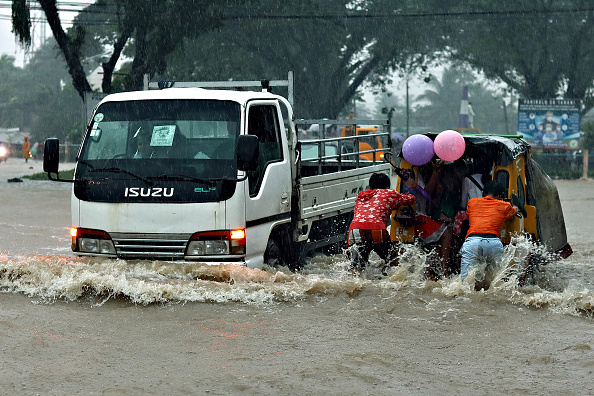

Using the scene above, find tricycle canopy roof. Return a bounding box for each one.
[399,133,531,166]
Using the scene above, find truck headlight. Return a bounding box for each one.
[186,230,246,256]
[71,227,116,254]
[187,240,229,255]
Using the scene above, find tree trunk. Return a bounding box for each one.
[125,26,148,92]
[102,28,132,94]
[38,0,91,99]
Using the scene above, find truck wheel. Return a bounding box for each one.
[264,239,284,268]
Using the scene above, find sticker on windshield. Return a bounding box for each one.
[151,125,176,146]
[90,122,100,137]
[94,113,104,122]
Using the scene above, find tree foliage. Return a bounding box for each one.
[445,0,594,114]
[11,0,31,45]
[164,0,365,118]
[12,0,594,124]
[11,0,243,98]
[0,55,22,127]
[411,66,516,134]
[161,0,442,119]
[0,40,82,143]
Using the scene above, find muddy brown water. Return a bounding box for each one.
[0,160,592,395]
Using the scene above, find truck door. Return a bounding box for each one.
[244,102,292,266]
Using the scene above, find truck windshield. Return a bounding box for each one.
[75,99,241,203]
[81,99,239,163]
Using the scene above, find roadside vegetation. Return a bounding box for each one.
[22,169,75,181]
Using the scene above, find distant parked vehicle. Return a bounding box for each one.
[341,125,388,162]
[0,141,10,162]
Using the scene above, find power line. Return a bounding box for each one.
[1,4,593,27]
[1,3,594,18]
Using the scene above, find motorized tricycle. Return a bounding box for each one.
[387,133,572,284]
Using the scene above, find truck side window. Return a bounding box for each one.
[247,104,283,196]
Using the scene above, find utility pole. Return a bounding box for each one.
[582,149,589,180]
[406,78,410,138]
[502,100,510,134]
[24,5,48,64]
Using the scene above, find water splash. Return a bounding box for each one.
[0,237,592,317]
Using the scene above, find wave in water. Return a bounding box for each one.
[0,236,592,317]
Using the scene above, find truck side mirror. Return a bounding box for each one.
[43,138,60,174]
[237,135,259,171]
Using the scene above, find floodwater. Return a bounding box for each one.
[0,159,593,395]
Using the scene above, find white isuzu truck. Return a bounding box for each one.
[44,72,391,269]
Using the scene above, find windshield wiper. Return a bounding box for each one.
[151,174,248,183]
[149,174,218,184]
[88,167,153,185]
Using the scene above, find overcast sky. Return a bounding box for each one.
[0,19,25,66]
[0,1,90,67]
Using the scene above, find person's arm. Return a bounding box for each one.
[404,176,418,197]
[504,202,519,219]
[424,161,442,195]
[396,181,417,206]
[438,213,454,223]
[510,205,519,217]
[460,178,471,209]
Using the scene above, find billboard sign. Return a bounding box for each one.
[517,99,580,149]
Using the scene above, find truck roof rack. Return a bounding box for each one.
[143,71,295,107]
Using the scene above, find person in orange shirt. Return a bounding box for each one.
[460,180,517,281]
[22,136,31,163]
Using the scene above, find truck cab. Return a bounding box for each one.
[49,89,290,267]
[43,74,392,269]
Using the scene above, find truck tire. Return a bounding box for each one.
[264,239,284,268]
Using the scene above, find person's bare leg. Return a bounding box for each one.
[439,228,453,276]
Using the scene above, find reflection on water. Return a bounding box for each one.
[0,236,592,317]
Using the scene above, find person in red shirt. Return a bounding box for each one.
[460,180,518,282]
[347,172,417,271]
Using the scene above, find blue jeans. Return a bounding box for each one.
[460,236,504,280]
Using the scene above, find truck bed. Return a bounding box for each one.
[298,163,392,221]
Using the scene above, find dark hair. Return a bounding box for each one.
[471,160,492,176]
[369,172,391,189]
[483,180,506,198]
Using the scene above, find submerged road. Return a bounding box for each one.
[0,157,593,395]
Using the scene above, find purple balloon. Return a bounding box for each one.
[402,134,435,166]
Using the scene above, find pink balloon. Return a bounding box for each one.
[434,130,466,162]
[402,134,434,166]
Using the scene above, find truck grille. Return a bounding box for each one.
[109,233,192,259]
